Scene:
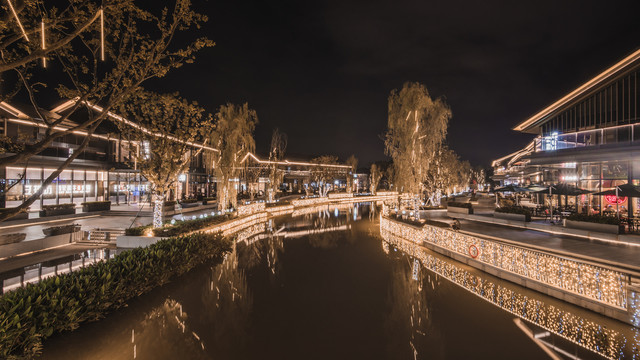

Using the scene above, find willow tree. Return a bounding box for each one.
[311,155,339,197]
[209,103,257,211]
[370,163,383,195]
[345,155,358,193]
[118,91,214,227]
[0,0,213,221]
[267,128,287,202]
[384,82,451,197]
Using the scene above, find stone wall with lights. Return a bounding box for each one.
[380,216,640,326]
[382,232,636,359]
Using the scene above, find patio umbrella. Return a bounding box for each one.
[494,184,531,193]
[592,183,640,219]
[494,185,531,206]
[533,184,592,220]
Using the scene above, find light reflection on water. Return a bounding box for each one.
[38,203,637,360]
[381,228,640,360]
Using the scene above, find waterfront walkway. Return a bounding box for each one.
[459,219,640,270]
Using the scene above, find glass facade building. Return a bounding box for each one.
[493,49,640,214]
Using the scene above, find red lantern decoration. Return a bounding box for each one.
[604,195,627,205]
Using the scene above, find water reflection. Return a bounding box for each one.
[381,229,640,360]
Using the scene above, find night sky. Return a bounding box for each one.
[152,0,640,167]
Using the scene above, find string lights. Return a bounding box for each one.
[381,230,635,360]
[380,216,631,311]
[40,20,46,67]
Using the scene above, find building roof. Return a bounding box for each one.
[241,152,351,169]
[513,49,640,134]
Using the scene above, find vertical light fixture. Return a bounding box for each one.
[41,20,46,68]
[100,8,105,61]
[6,0,29,41]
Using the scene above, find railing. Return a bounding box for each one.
[380,216,631,311]
[381,232,633,360]
[535,123,640,153]
[87,228,125,242]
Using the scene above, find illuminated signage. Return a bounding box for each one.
[24,184,92,196]
[604,195,626,205]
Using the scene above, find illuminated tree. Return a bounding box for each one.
[370,163,383,195]
[208,103,257,211]
[345,154,358,193]
[310,155,339,197]
[0,0,213,221]
[384,82,451,196]
[424,144,471,205]
[118,91,214,227]
[267,128,287,202]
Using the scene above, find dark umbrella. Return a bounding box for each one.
[494,184,531,193]
[593,183,640,219]
[533,184,592,220]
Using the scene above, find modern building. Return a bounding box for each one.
[493,49,640,214]
[0,100,215,211]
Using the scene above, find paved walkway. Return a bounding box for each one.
[459,219,640,271]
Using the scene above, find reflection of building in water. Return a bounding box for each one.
[381,231,640,360]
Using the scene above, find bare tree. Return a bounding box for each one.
[208,103,257,211]
[0,0,213,221]
[345,154,358,193]
[310,155,339,197]
[267,128,287,202]
[370,163,383,195]
[384,82,451,196]
[117,91,214,227]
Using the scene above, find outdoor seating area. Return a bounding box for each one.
[493,182,640,234]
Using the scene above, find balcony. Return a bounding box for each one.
[534,123,640,153]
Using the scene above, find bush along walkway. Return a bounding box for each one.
[0,232,232,359]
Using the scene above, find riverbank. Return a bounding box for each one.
[380,215,640,326]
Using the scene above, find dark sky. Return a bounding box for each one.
[155,0,640,167]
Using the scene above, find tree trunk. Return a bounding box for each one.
[152,192,164,228]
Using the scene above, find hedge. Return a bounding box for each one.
[124,214,232,237]
[495,206,532,222]
[0,232,232,359]
[41,203,75,211]
[179,199,198,204]
[42,224,81,236]
[566,213,621,225]
[447,202,472,209]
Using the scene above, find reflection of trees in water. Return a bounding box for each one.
[381,231,640,360]
[238,233,285,283]
[198,244,253,356]
[384,251,435,360]
[133,298,207,360]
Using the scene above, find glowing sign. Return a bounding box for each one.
[604,195,627,205]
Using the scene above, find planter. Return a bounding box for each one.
[39,208,76,217]
[179,202,200,208]
[43,224,81,237]
[447,206,473,215]
[564,219,620,234]
[82,201,111,212]
[494,212,528,222]
[203,198,216,205]
[0,233,26,245]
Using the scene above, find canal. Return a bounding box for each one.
[40,204,639,359]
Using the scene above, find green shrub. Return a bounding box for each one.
[495,206,532,222]
[180,199,198,204]
[152,214,231,237]
[42,224,81,236]
[80,201,111,206]
[125,225,151,236]
[163,200,176,207]
[42,203,76,211]
[567,213,621,225]
[0,232,232,359]
[447,202,472,209]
